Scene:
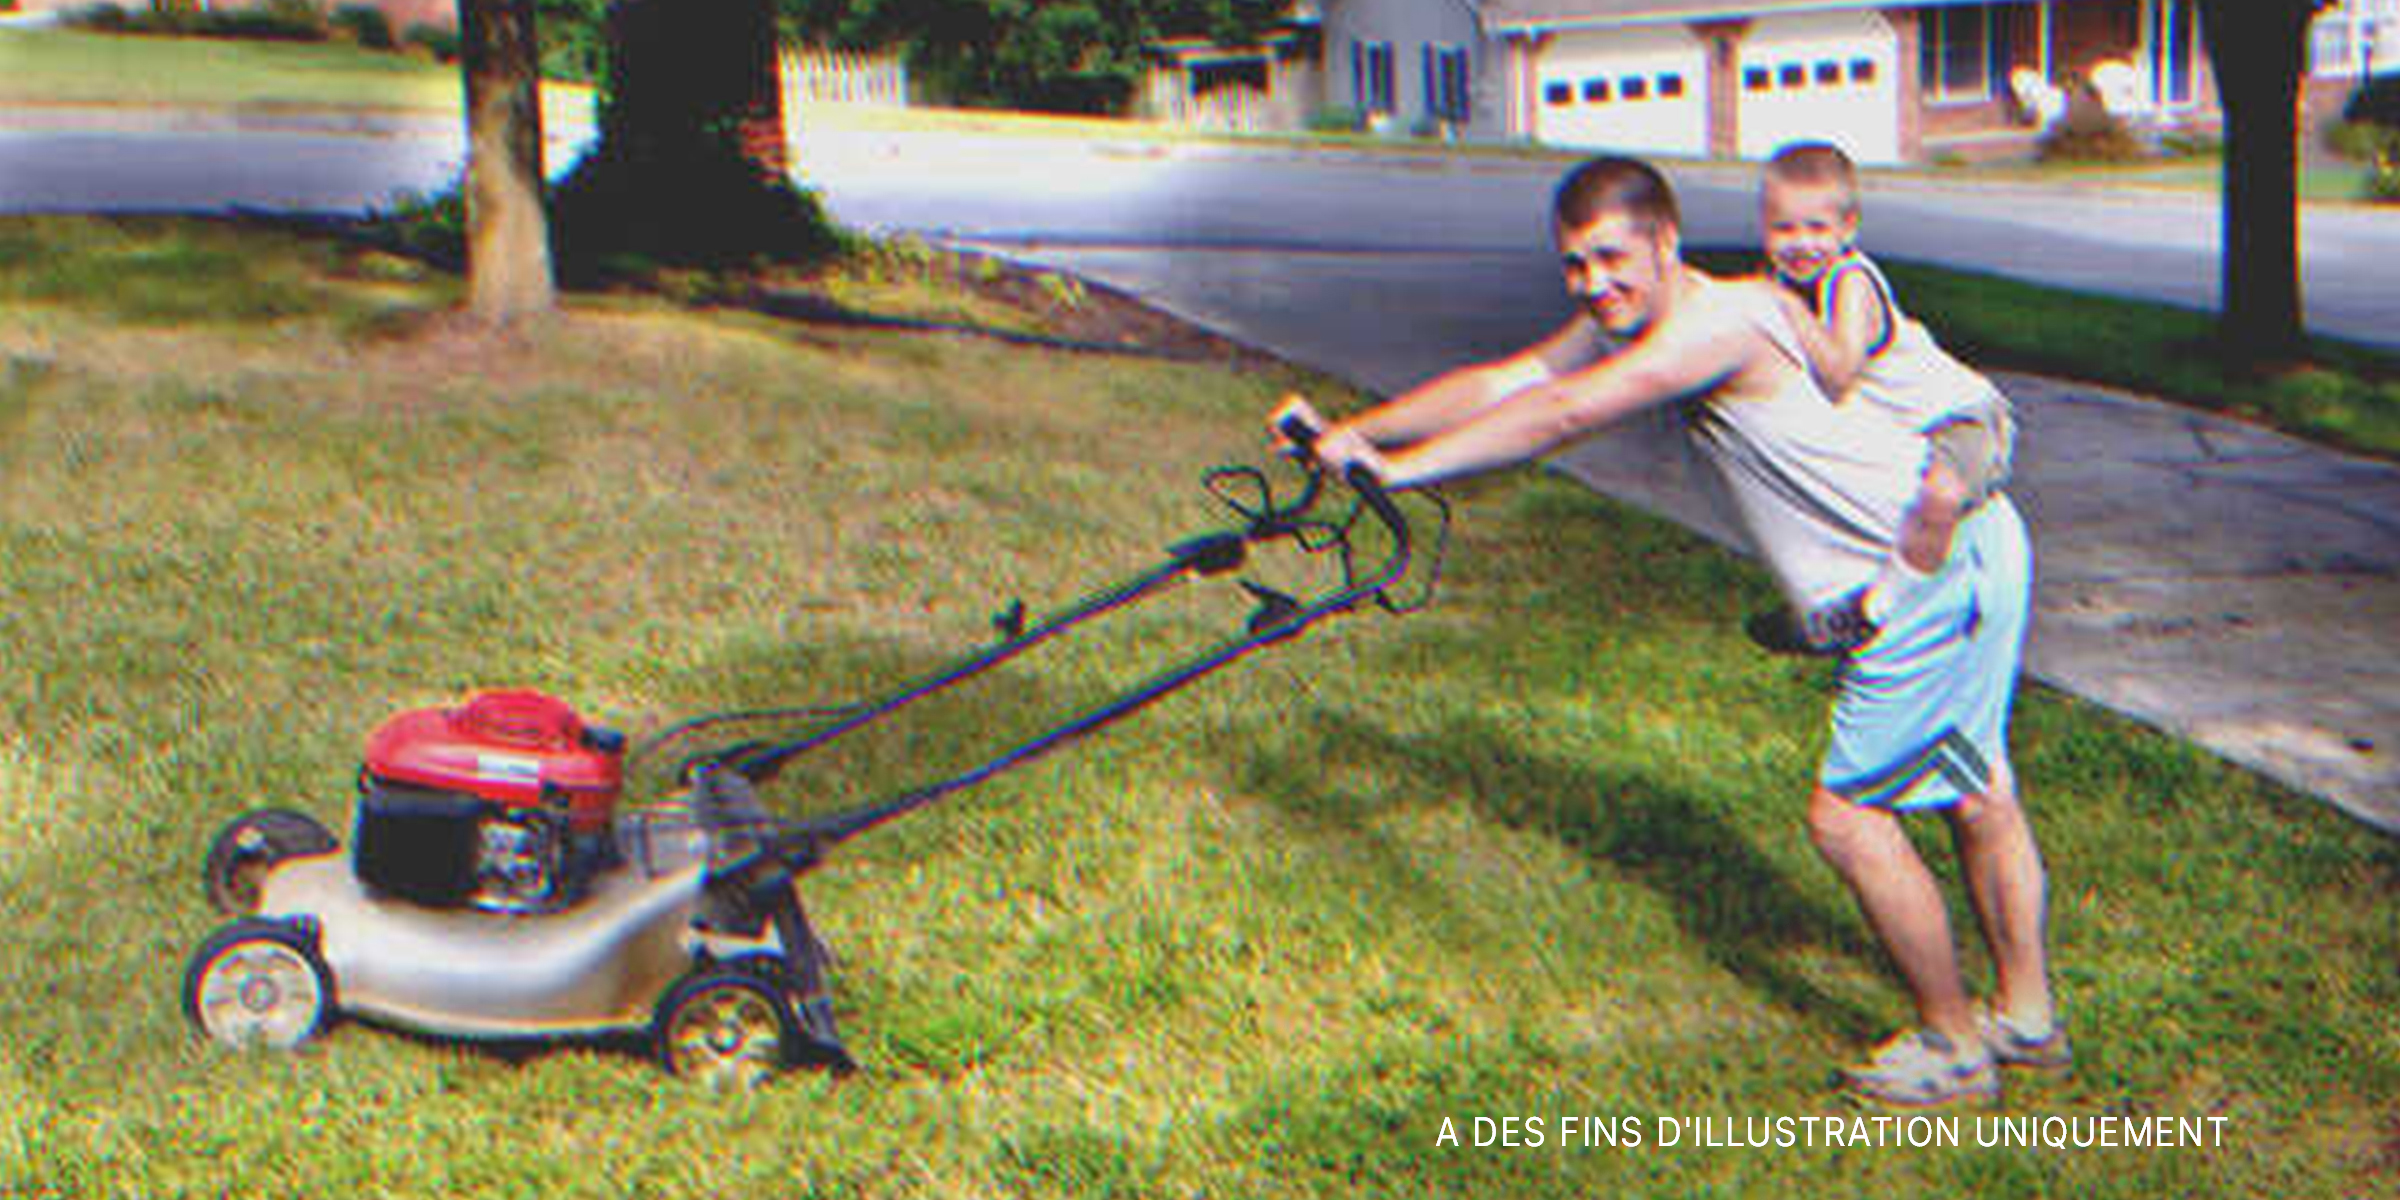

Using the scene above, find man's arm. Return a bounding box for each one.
[1373,285,1761,489]
[1334,314,1606,449]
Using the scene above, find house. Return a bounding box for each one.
[1316,0,2254,164]
[1138,23,1326,132]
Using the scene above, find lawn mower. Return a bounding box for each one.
[181,409,1441,1086]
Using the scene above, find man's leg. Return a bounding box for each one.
[1945,763,2057,1030]
[1807,786,1974,1045]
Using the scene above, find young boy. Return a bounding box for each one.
[1757,142,2018,650]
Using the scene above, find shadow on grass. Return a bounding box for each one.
[1243,709,1888,1041]
[0,216,338,327]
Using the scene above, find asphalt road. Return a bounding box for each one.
[4,121,2396,353]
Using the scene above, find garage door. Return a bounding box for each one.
[1534,26,1708,159]
[1736,11,1901,166]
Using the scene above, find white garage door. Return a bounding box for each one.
[1737,11,1901,166]
[1534,27,1708,159]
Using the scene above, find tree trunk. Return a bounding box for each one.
[2197,0,2325,367]
[461,0,556,323]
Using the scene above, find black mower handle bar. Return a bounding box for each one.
[1268,401,1411,575]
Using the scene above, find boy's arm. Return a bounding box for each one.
[1793,266,1889,399]
[1333,314,1606,449]
[1372,288,1758,489]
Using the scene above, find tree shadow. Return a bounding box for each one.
[1240,707,1890,1040]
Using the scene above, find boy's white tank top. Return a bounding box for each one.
[1816,252,2006,432]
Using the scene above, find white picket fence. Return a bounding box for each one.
[780,47,908,109]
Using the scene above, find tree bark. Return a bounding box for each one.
[461,0,556,323]
[2197,0,2328,367]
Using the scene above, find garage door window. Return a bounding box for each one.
[1583,79,1610,102]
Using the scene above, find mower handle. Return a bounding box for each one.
[1270,397,1410,593]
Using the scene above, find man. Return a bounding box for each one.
[1288,156,2065,1108]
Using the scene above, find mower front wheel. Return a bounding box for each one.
[203,808,337,916]
[655,968,801,1088]
[183,919,337,1052]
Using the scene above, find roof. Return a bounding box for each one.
[1474,0,2002,35]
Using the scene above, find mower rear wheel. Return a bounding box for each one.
[655,968,800,1088]
[183,919,336,1051]
[204,808,337,916]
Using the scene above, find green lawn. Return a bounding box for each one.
[0,26,591,117]
[0,216,2393,1198]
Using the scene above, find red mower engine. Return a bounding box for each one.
[353,690,627,913]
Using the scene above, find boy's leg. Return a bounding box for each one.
[1867,412,2011,624]
[1896,460,1972,573]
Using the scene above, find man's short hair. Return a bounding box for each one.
[1763,141,1860,212]
[1553,156,1680,235]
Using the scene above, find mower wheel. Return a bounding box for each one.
[655,967,801,1088]
[183,919,336,1052]
[204,808,337,916]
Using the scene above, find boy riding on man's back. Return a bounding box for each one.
[1756,142,2019,653]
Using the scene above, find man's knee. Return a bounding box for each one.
[1946,772,2024,834]
[1808,786,1879,865]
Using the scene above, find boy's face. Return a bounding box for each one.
[1557,209,1679,338]
[1761,179,1858,288]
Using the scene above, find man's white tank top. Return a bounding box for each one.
[1673,274,1923,613]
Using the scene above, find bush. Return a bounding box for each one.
[1306,105,1364,135]
[2341,71,2400,129]
[72,3,131,30]
[2038,83,2148,163]
[547,129,844,285]
[402,21,456,62]
[2368,157,2400,204]
[331,3,394,50]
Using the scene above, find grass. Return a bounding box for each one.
[0,25,590,118]
[1687,248,2400,462]
[0,215,2394,1199]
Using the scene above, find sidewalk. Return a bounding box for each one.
[1549,374,2400,831]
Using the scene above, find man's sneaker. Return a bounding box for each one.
[1976,1005,2074,1074]
[1837,1028,2001,1110]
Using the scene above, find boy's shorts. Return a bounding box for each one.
[1820,495,2031,810]
[1925,389,2016,512]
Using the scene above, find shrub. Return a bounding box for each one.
[402,21,457,62]
[72,3,131,31]
[544,126,845,285]
[2326,118,2400,163]
[202,0,328,41]
[2156,129,2221,159]
[2341,71,2400,129]
[2368,156,2400,204]
[2038,83,2148,163]
[1306,105,1364,135]
[331,3,394,50]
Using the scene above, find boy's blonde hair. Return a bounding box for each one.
[1763,141,1860,214]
